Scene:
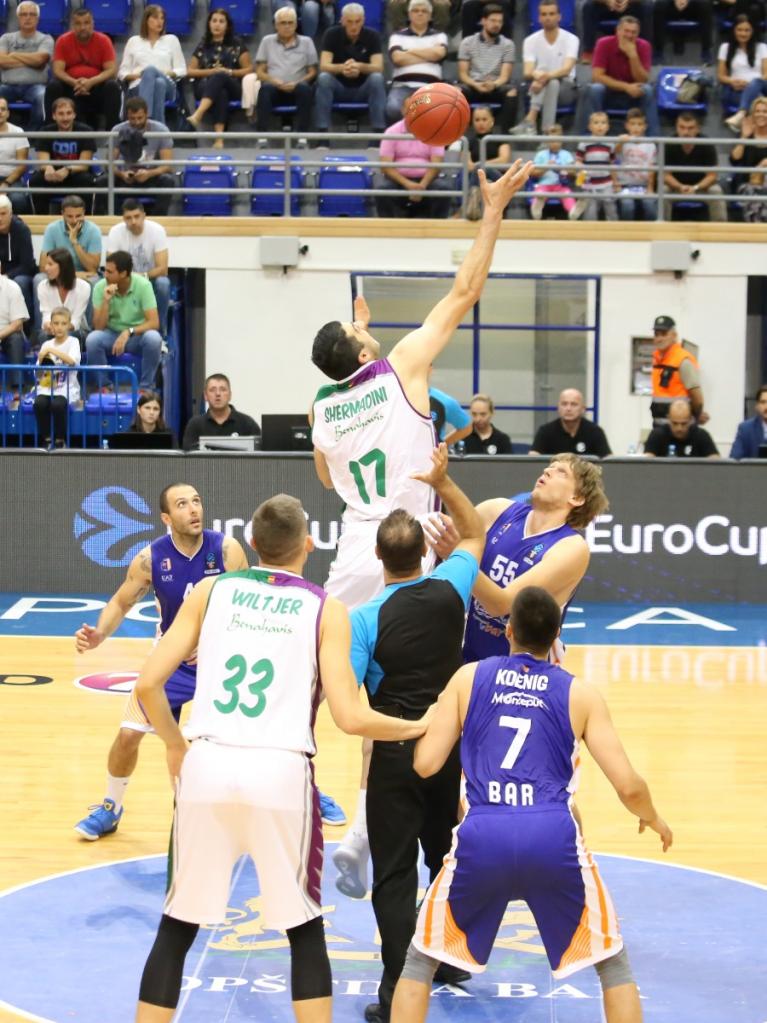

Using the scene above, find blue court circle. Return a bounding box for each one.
[0,849,765,1022]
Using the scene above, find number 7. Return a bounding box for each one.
[499,716,532,770]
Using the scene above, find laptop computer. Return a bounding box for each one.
[261,414,313,452]
[107,432,175,450]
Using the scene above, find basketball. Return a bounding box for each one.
[405,83,471,147]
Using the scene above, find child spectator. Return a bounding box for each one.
[574,111,617,221]
[616,107,657,221]
[33,306,80,448]
[530,123,580,220]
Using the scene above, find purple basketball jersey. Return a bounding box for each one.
[151,529,226,641]
[463,502,578,662]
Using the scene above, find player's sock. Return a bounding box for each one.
[347,789,368,841]
[106,773,131,813]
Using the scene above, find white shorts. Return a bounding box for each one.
[165,741,323,931]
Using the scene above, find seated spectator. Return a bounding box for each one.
[578,16,659,137]
[386,0,448,124]
[187,8,253,146]
[118,4,186,124]
[375,97,451,217]
[38,194,102,287]
[644,398,719,457]
[255,7,318,136]
[462,105,512,219]
[461,0,513,38]
[107,200,171,337]
[574,111,618,222]
[529,387,612,456]
[428,380,472,444]
[663,111,727,221]
[654,0,712,64]
[0,193,35,315]
[0,1,54,130]
[100,97,175,217]
[730,384,767,458]
[721,15,767,132]
[730,95,767,221]
[581,0,652,60]
[315,3,386,134]
[85,251,162,394]
[45,8,121,129]
[36,247,90,346]
[33,306,80,448]
[457,5,517,133]
[125,389,174,440]
[29,97,95,216]
[530,123,580,220]
[616,106,656,220]
[182,372,261,451]
[514,0,578,136]
[272,0,337,40]
[0,98,30,213]
[0,266,28,394]
[464,393,512,453]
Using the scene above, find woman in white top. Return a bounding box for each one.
[719,14,767,131]
[33,306,81,448]
[119,5,186,123]
[37,247,91,346]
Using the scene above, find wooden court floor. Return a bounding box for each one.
[1,634,766,1023]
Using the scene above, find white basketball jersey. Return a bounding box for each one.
[312,358,438,523]
[183,569,326,754]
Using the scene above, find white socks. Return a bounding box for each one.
[106,773,130,812]
[348,789,368,842]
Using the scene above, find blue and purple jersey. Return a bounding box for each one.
[151,529,226,645]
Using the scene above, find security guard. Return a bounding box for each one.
[650,314,707,425]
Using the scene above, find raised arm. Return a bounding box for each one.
[412,443,485,563]
[74,546,152,651]
[222,536,249,570]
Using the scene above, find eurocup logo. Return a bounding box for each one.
[73,486,156,568]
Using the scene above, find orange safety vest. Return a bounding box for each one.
[651,342,698,400]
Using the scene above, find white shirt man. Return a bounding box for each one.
[514,0,579,134]
[0,272,30,391]
[107,200,171,336]
[0,97,28,192]
[386,0,447,123]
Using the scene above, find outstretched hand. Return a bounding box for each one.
[410,442,449,488]
[422,511,460,560]
[479,159,534,218]
[353,294,370,331]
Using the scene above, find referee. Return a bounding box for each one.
[350,444,485,1023]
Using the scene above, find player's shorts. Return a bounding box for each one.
[325,518,438,611]
[413,805,622,979]
[165,740,323,931]
[121,662,197,733]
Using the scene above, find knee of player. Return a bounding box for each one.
[117,727,145,751]
[594,945,636,992]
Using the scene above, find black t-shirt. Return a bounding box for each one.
[463,426,512,455]
[467,129,503,163]
[665,135,717,186]
[40,121,96,161]
[182,405,261,451]
[644,423,718,457]
[319,25,382,85]
[531,418,612,457]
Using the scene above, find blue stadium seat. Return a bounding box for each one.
[183,153,237,215]
[82,0,131,36]
[317,154,371,216]
[657,67,708,115]
[360,0,384,31]
[251,154,303,216]
[162,0,195,35]
[528,0,575,31]
[218,0,259,35]
[0,0,8,26]
[36,0,70,35]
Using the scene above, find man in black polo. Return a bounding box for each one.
[529,387,611,457]
[644,398,719,458]
[663,111,727,222]
[350,445,484,1023]
[315,2,386,133]
[181,373,260,451]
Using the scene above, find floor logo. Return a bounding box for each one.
[73,486,156,568]
[74,672,138,694]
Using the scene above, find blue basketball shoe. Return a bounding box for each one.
[74,799,123,840]
[319,792,347,826]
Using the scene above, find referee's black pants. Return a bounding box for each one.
[367,738,461,1015]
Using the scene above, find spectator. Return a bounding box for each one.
[29,97,95,215]
[315,3,386,133]
[581,0,652,60]
[37,247,91,346]
[0,0,54,130]
[529,387,612,456]
[462,105,512,219]
[513,0,578,135]
[644,398,719,457]
[181,373,261,451]
[386,0,447,124]
[654,0,713,64]
[0,268,29,393]
[85,251,162,394]
[107,200,171,337]
[574,111,618,221]
[464,393,512,453]
[578,15,659,137]
[428,382,472,445]
[272,0,337,40]
[125,389,174,438]
[721,15,767,133]
[255,7,318,135]
[0,98,30,213]
[730,95,767,221]
[390,0,451,31]
[650,314,707,424]
[530,123,580,220]
[730,384,767,458]
[187,8,253,146]
[663,111,727,222]
[375,97,451,217]
[457,4,517,133]
[101,97,175,217]
[118,4,186,124]
[38,194,102,284]
[46,8,120,129]
[616,106,656,220]
[33,306,80,448]
[0,193,35,315]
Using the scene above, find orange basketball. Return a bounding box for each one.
[405,83,471,147]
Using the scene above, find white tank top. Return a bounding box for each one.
[312,358,438,523]
[183,569,326,754]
